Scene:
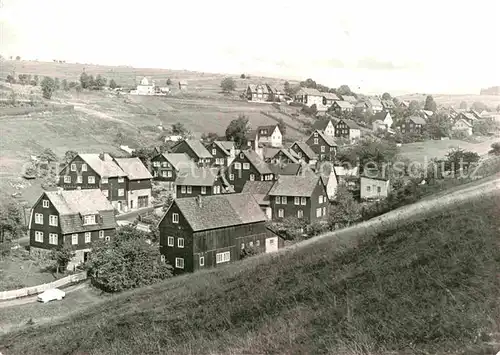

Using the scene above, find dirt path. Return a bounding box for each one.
[69,102,135,127]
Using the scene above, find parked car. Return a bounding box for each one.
[37,288,65,303]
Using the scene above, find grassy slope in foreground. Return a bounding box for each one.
[1,195,500,355]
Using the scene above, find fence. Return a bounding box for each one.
[0,104,74,117]
[0,271,87,301]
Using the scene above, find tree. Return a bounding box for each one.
[94,74,107,89]
[459,101,468,110]
[446,148,480,173]
[64,150,78,163]
[382,92,392,100]
[15,56,21,60]
[337,138,399,174]
[220,77,236,92]
[171,122,189,137]
[33,75,39,86]
[40,77,56,99]
[6,74,16,84]
[408,100,421,113]
[300,78,317,89]
[240,73,246,79]
[473,118,498,135]
[489,142,500,155]
[87,75,95,89]
[132,147,156,167]
[80,71,90,89]
[225,114,250,148]
[54,77,60,90]
[201,132,219,143]
[50,245,74,274]
[86,226,173,293]
[277,118,286,136]
[39,148,58,162]
[424,95,437,112]
[0,199,25,243]
[109,79,117,89]
[166,78,172,86]
[427,113,452,138]
[471,101,487,112]
[62,79,69,91]
[328,185,361,229]
[338,85,353,96]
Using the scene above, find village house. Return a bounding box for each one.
[341,95,358,104]
[268,85,286,102]
[269,148,300,164]
[294,88,324,108]
[334,165,359,189]
[312,117,337,137]
[245,84,270,102]
[381,100,396,112]
[269,162,303,177]
[205,140,236,167]
[398,116,427,134]
[268,174,329,222]
[225,150,274,193]
[290,141,318,165]
[241,181,275,220]
[355,101,369,113]
[150,153,197,193]
[334,119,361,142]
[256,125,283,148]
[158,193,283,274]
[170,139,214,166]
[29,189,117,269]
[366,99,384,113]
[373,111,393,130]
[305,130,338,161]
[175,167,233,198]
[331,100,354,114]
[452,118,473,136]
[310,162,339,201]
[456,112,477,125]
[398,100,410,109]
[322,92,341,107]
[360,171,391,200]
[131,76,155,96]
[59,153,151,212]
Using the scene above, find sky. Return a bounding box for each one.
[1,0,499,95]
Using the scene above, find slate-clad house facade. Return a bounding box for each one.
[270,149,300,164]
[158,193,283,274]
[398,116,427,134]
[150,153,197,193]
[305,130,337,161]
[29,189,117,269]
[268,174,329,223]
[114,158,153,210]
[290,141,318,165]
[175,167,233,198]
[334,119,361,142]
[170,139,214,166]
[225,150,274,193]
[205,140,236,167]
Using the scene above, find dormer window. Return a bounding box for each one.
[83,215,97,225]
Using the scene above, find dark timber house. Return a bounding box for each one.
[169,139,214,166]
[175,167,233,198]
[305,130,337,161]
[158,193,283,274]
[150,153,197,194]
[29,189,117,269]
[225,150,274,193]
[290,141,318,165]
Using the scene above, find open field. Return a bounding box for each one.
[0,179,498,355]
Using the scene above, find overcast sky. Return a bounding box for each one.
[1,0,499,94]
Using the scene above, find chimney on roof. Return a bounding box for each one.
[196,195,202,208]
[99,152,105,161]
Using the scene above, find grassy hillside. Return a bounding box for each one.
[1,193,499,355]
[397,93,500,109]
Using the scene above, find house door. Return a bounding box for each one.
[83,252,90,263]
[130,200,134,210]
[265,237,278,253]
[138,196,149,208]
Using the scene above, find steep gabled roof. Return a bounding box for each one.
[367,99,383,107]
[42,190,116,234]
[297,87,322,96]
[273,149,299,163]
[381,100,396,108]
[242,181,275,205]
[408,116,427,125]
[175,167,220,186]
[374,111,390,121]
[161,153,197,171]
[269,163,302,176]
[322,92,340,100]
[212,141,234,155]
[257,125,278,137]
[341,119,361,129]
[263,147,281,160]
[172,193,266,232]
[309,130,337,147]
[78,154,127,178]
[242,150,273,175]
[114,158,152,180]
[268,174,322,197]
[312,118,336,131]
[334,101,354,109]
[172,140,212,159]
[454,118,473,127]
[341,95,357,103]
[291,141,317,160]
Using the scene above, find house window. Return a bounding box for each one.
[187,186,192,194]
[64,176,71,183]
[102,190,109,197]
[172,213,179,223]
[297,210,304,218]
[234,162,241,169]
[212,149,217,155]
[366,186,371,192]
[216,251,231,264]
[161,255,166,263]
[85,232,91,243]
[319,195,323,204]
[105,236,110,241]
[249,174,255,181]
[199,256,204,266]
[314,138,319,145]
[201,186,207,194]
[243,163,250,170]
[321,146,325,152]
[49,215,58,227]
[377,186,382,193]
[161,162,168,168]
[278,209,284,218]
[77,176,82,184]
[118,177,125,183]
[294,197,300,205]
[249,241,253,247]
[35,231,43,242]
[49,233,58,245]
[256,240,260,246]
[83,215,96,225]
[229,174,234,181]
[72,234,78,245]
[154,171,159,177]
[181,186,186,193]
[70,163,77,172]
[88,176,95,184]
[177,238,184,248]
[282,196,287,204]
[153,161,160,167]
[241,242,245,249]
[275,196,281,204]
[175,257,184,269]
[167,236,174,246]
[118,189,125,197]
[35,213,43,224]
[322,206,326,216]
[81,163,87,172]
[101,177,108,184]
[301,197,306,205]
[42,200,49,208]
[316,208,322,217]
[167,171,172,178]
[99,230,104,239]
[314,132,318,137]
[214,185,221,194]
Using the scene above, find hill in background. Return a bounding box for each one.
[1,192,499,355]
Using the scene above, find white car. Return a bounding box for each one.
[37,288,65,303]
